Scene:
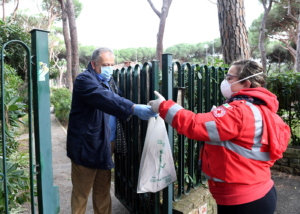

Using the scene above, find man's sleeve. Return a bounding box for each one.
[74,74,134,120]
[159,100,243,142]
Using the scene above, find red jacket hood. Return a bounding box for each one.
[234,87,279,113]
[234,87,290,160]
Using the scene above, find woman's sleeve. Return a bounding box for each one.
[159,100,243,142]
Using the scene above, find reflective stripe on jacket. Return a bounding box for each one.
[159,93,290,186]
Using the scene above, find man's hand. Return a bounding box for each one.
[147,91,166,113]
[132,104,157,120]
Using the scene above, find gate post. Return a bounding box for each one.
[161,54,173,214]
[30,29,60,214]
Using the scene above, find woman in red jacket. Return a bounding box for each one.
[148,60,290,214]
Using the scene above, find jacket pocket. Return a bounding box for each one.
[204,143,227,181]
[81,127,102,163]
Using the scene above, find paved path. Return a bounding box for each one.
[51,114,129,214]
[272,170,300,214]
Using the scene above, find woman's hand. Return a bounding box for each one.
[148,91,166,113]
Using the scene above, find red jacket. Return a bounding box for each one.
[159,87,290,205]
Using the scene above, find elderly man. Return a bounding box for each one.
[67,47,156,214]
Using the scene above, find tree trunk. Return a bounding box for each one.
[259,0,273,73]
[66,0,79,83]
[60,0,73,91]
[156,13,167,66]
[2,0,5,21]
[217,0,251,64]
[296,16,300,72]
[8,0,19,24]
[147,0,172,68]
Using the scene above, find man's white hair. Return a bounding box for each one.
[91,47,115,62]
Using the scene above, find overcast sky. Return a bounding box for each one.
[2,0,264,49]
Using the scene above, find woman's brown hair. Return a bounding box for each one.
[231,60,266,88]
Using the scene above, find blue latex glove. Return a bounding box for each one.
[132,104,158,120]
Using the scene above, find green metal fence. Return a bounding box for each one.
[0,29,59,213]
[113,54,227,213]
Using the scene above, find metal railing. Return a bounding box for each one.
[0,30,59,213]
[113,54,227,213]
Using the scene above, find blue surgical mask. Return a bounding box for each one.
[98,66,113,81]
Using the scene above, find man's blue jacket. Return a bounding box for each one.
[67,62,134,170]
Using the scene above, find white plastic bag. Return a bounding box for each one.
[137,115,177,193]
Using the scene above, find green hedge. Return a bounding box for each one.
[50,87,72,125]
[267,71,300,146]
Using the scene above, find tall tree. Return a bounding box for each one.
[265,1,299,66]
[8,0,19,24]
[1,0,13,21]
[38,0,62,31]
[2,0,5,21]
[58,0,73,91]
[286,0,300,72]
[147,0,173,67]
[14,12,48,31]
[259,0,273,73]
[66,0,79,83]
[216,0,251,64]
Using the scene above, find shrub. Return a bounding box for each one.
[0,64,29,211]
[267,71,300,146]
[0,153,34,212]
[50,87,72,125]
[0,64,27,155]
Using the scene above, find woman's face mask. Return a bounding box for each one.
[221,72,263,98]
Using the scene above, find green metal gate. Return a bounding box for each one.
[113,54,227,213]
[0,29,59,213]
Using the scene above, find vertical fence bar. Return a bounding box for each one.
[180,63,193,194]
[218,68,225,106]
[150,60,160,214]
[205,67,212,112]
[30,29,60,214]
[178,63,187,196]
[162,54,173,214]
[212,67,218,106]
[196,65,207,185]
[113,69,119,84]
[120,68,126,202]
[140,63,148,146]
[173,61,184,202]
[125,66,132,209]
[191,64,201,189]
[1,41,9,214]
[26,44,35,214]
[140,62,155,214]
[132,65,139,213]
[115,69,121,199]
[188,64,195,190]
